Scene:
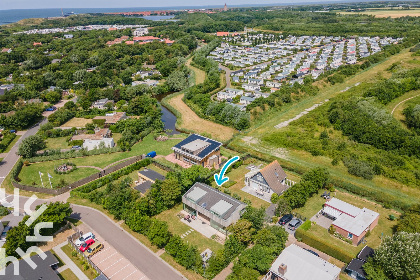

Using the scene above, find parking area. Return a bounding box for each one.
[76,224,149,280]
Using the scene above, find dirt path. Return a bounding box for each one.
[186,57,206,84]
[391,94,420,115]
[167,94,236,142]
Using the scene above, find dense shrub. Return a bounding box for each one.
[295,227,354,263]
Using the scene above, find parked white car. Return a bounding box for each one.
[75,232,95,247]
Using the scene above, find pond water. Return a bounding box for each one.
[142,15,177,21]
[155,93,179,135]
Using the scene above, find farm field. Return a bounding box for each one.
[339,8,420,18]
[229,48,420,208]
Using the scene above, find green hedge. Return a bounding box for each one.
[295,227,354,263]
[300,220,311,231]
[11,159,23,181]
[0,133,16,152]
[71,158,151,196]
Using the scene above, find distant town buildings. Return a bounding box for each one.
[133,26,149,36]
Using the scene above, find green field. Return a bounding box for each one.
[46,137,70,150]
[229,49,420,209]
[19,162,98,188]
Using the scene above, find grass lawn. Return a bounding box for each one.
[61,245,99,280]
[58,268,79,280]
[215,164,270,209]
[21,134,185,188]
[155,204,224,253]
[3,135,20,153]
[161,253,205,280]
[339,8,420,18]
[60,118,92,128]
[387,90,420,125]
[19,162,98,188]
[294,189,400,254]
[46,137,70,150]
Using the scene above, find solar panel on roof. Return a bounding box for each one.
[187,187,207,202]
[210,200,233,217]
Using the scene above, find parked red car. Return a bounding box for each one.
[80,238,95,252]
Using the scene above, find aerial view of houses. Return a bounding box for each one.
[0,2,419,280]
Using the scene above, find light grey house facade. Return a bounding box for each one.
[182,182,246,233]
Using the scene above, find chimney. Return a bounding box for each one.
[278,263,287,275]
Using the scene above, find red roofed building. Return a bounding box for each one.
[125,41,135,45]
[33,42,42,46]
[217,32,229,37]
[163,38,175,45]
[108,27,117,31]
[133,36,160,42]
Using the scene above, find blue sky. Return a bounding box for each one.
[0,0,307,10]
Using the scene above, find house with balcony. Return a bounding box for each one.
[182,182,247,233]
[172,134,222,168]
[245,160,290,196]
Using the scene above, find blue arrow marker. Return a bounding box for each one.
[214,156,240,187]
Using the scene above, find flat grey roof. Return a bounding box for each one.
[182,139,210,152]
[183,182,245,220]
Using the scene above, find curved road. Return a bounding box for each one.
[4,194,185,280]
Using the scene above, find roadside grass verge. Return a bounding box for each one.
[58,268,79,280]
[3,135,21,153]
[61,244,99,280]
[160,252,205,280]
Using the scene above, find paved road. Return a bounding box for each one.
[70,205,185,280]
[1,194,185,280]
[0,118,47,186]
[0,97,75,186]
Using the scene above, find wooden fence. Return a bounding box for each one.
[12,156,143,195]
[67,234,109,280]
